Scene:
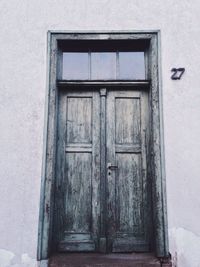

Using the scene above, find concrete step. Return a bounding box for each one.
[49,253,172,267]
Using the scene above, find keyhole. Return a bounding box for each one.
[108,171,111,175]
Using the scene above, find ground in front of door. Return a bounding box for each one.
[49,253,172,267]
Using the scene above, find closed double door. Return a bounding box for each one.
[53,87,152,253]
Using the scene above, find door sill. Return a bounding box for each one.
[49,252,172,267]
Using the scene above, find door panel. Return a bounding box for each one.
[115,153,142,232]
[115,97,141,144]
[106,89,150,252]
[54,89,101,252]
[66,97,92,143]
[65,152,92,233]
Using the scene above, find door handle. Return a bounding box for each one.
[107,163,118,170]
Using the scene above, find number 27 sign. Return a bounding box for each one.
[171,68,185,80]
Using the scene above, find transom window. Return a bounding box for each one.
[62,52,145,80]
[59,40,148,81]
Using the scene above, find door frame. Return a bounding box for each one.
[37,31,169,260]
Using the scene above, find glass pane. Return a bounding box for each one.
[62,53,89,80]
[91,53,116,79]
[119,52,145,79]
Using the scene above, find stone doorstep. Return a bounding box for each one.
[48,253,172,267]
[160,256,172,267]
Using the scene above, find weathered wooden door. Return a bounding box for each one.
[54,89,101,252]
[54,87,151,253]
[106,89,150,252]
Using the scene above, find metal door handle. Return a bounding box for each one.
[107,163,118,170]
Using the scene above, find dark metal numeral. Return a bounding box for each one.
[171,68,185,80]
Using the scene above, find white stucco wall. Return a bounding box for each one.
[0,1,200,266]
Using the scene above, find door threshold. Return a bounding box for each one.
[49,252,172,267]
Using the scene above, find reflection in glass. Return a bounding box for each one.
[62,53,89,80]
[119,52,145,80]
[91,53,116,80]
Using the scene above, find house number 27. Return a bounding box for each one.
[171,68,185,80]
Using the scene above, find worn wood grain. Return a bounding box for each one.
[38,34,58,259]
[57,80,150,87]
[99,88,107,252]
[115,97,141,144]
[149,34,169,257]
[106,89,150,252]
[54,90,101,252]
[65,152,92,232]
[66,97,92,143]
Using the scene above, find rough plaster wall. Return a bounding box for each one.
[0,0,200,266]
